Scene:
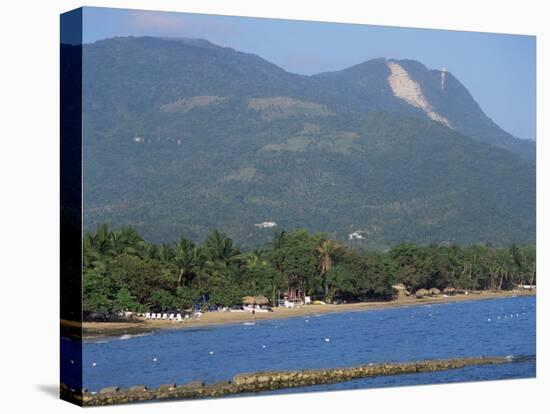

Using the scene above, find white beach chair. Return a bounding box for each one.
[176,313,183,321]
[162,313,168,320]
[145,312,151,320]
[153,313,159,320]
[169,313,174,320]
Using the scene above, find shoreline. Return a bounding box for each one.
[64,290,535,340]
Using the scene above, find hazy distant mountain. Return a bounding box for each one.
[76,37,535,248]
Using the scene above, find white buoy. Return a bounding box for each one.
[305,319,309,323]
[153,357,157,362]
[324,338,330,343]
[262,345,266,349]
[92,362,96,367]
[209,351,214,355]
[487,318,491,322]
[70,360,74,364]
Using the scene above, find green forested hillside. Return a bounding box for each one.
[80,37,535,248]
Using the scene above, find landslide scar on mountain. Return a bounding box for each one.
[386,61,452,128]
[160,95,227,113]
[247,97,331,120]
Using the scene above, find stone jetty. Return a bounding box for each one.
[60,355,528,406]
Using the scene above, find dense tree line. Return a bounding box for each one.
[83,224,536,315]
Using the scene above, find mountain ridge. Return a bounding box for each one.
[85,36,531,146]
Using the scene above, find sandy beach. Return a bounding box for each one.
[64,290,534,339]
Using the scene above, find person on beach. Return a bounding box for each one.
[252,309,256,320]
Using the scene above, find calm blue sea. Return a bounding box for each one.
[62,296,536,394]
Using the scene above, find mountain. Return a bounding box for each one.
[317,58,535,161]
[78,37,535,248]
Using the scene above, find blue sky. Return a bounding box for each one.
[82,7,536,140]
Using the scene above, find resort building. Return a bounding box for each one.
[255,221,277,228]
[278,288,305,307]
[348,231,365,240]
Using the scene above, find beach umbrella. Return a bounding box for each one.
[254,295,269,305]
[428,288,441,295]
[415,288,429,298]
[242,296,256,305]
[443,287,456,294]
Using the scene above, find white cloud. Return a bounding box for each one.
[126,10,240,40]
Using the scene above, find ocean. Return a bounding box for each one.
[62,296,536,395]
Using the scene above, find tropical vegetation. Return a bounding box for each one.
[83,224,536,315]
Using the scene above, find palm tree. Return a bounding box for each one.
[269,229,287,280]
[242,249,270,294]
[94,223,114,257]
[190,247,209,305]
[83,232,108,271]
[245,248,266,267]
[316,239,343,296]
[157,243,175,263]
[175,237,196,287]
[205,230,240,266]
[118,225,147,256]
[316,239,342,275]
[83,224,114,271]
[138,243,158,262]
[109,231,127,256]
[271,229,286,250]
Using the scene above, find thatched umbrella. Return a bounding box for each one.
[428,287,441,295]
[443,287,456,294]
[392,284,409,299]
[254,295,269,305]
[242,296,256,305]
[415,288,429,298]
